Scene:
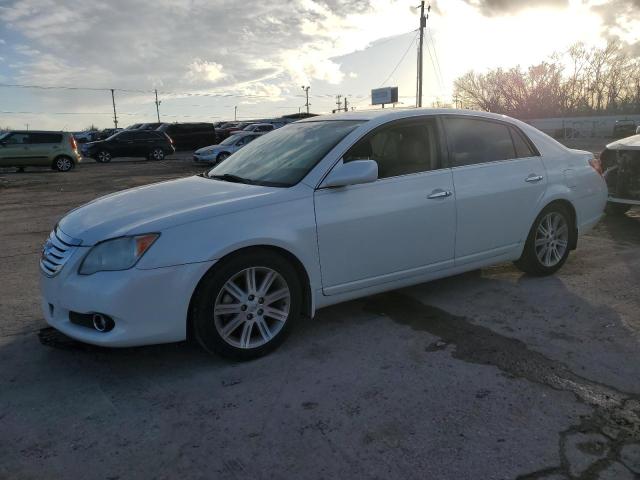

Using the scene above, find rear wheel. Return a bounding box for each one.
[192,250,301,360]
[148,147,165,161]
[216,152,230,163]
[96,150,112,163]
[53,156,74,172]
[605,202,631,216]
[515,204,573,276]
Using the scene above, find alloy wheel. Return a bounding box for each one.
[534,212,569,267]
[152,148,164,161]
[213,267,291,349]
[98,151,111,163]
[56,157,72,171]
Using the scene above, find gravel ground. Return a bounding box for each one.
[0,156,639,480]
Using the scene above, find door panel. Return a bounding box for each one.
[452,158,547,261]
[314,169,456,295]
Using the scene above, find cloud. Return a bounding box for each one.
[186,59,226,84]
[591,0,640,46]
[461,0,569,16]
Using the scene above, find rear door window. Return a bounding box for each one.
[444,117,517,167]
[510,127,537,158]
[28,133,63,144]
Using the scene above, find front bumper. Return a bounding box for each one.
[193,153,217,163]
[39,248,215,347]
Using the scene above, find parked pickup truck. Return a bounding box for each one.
[600,134,640,215]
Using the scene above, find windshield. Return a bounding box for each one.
[207,120,362,187]
[0,132,10,141]
[219,135,240,146]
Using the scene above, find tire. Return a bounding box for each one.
[53,156,74,172]
[148,147,165,161]
[216,152,230,163]
[96,150,112,163]
[605,202,631,216]
[192,249,302,360]
[514,204,573,276]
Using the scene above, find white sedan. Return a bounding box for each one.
[40,109,607,359]
[193,132,262,164]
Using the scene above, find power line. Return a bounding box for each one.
[426,27,445,90]
[381,32,418,87]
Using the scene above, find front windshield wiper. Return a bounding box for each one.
[208,173,253,184]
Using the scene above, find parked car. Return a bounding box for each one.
[73,130,101,144]
[96,128,122,140]
[81,130,174,162]
[636,125,640,135]
[0,130,80,172]
[216,122,246,141]
[156,123,217,150]
[599,133,640,215]
[39,109,607,360]
[612,120,637,138]
[139,123,164,130]
[193,132,263,164]
[240,123,275,134]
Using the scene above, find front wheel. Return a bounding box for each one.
[515,204,573,276]
[53,156,74,172]
[148,148,165,161]
[192,250,302,360]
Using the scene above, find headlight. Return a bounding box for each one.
[79,233,159,275]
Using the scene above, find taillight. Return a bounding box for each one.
[69,135,78,151]
[589,157,603,176]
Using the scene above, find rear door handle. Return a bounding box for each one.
[525,174,543,183]
[427,189,452,199]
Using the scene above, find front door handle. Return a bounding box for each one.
[427,189,452,199]
[525,174,543,183]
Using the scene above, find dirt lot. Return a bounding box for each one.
[1,156,639,480]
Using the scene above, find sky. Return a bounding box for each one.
[0,0,638,131]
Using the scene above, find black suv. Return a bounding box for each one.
[157,123,217,150]
[82,130,175,162]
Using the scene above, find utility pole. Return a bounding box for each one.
[416,2,429,108]
[301,86,310,114]
[154,89,161,122]
[344,96,348,112]
[335,94,343,113]
[234,106,238,121]
[110,89,118,129]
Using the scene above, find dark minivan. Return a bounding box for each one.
[82,130,175,163]
[157,123,217,150]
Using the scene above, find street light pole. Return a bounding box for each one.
[301,86,310,114]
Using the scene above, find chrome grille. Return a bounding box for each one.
[40,227,81,277]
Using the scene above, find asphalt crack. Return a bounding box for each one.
[364,291,640,479]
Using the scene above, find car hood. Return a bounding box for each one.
[58,175,284,245]
[195,145,223,154]
[606,134,640,150]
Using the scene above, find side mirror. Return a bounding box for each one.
[321,159,378,188]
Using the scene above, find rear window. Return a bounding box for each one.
[28,133,63,144]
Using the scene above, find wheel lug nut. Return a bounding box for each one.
[248,294,255,301]
[247,313,254,319]
[258,309,263,315]
[258,298,264,304]
[241,305,247,311]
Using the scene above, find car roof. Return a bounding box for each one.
[7,130,65,134]
[298,107,522,124]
